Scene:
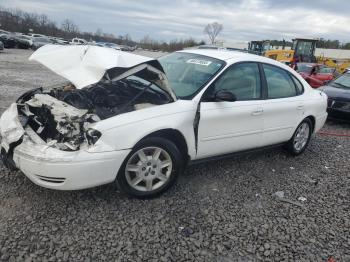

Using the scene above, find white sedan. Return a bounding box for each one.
[0,45,327,197]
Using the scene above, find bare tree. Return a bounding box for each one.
[204,22,223,44]
[39,14,48,27]
[95,28,103,37]
[61,19,79,34]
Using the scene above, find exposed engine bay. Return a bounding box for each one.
[16,74,173,151]
[0,45,176,153]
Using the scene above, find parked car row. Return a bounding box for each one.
[95,41,136,51]
[0,30,136,52]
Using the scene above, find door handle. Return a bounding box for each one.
[251,107,263,116]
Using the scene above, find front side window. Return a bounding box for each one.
[296,41,314,56]
[263,64,297,99]
[209,62,261,101]
[158,52,225,99]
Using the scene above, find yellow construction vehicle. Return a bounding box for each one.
[264,38,318,65]
[253,38,350,73]
[264,49,294,64]
[317,56,350,74]
[248,40,271,56]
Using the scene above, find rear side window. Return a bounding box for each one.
[211,62,261,101]
[263,64,297,99]
[291,75,304,95]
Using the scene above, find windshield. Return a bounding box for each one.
[158,52,225,99]
[294,41,315,56]
[318,67,334,74]
[262,43,271,51]
[331,73,350,89]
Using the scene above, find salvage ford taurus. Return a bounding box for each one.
[0,45,328,197]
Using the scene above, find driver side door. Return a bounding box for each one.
[196,62,264,159]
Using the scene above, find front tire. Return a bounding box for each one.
[116,137,183,198]
[285,118,312,156]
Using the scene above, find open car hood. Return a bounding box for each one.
[29,44,176,100]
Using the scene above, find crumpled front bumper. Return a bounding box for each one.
[0,104,130,190]
[12,136,130,190]
[0,103,25,170]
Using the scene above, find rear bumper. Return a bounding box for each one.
[8,137,130,190]
[315,113,328,133]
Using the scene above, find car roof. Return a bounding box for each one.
[177,49,307,81]
[178,49,291,65]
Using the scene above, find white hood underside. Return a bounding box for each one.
[30,45,156,88]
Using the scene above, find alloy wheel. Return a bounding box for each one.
[293,123,310,152]
[125,147,173,192]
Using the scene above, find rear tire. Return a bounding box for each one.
[285,118,312,156]
[116,137,183,198]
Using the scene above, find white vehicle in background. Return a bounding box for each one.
[15,35,34,47]
[48,37,69,45]
[27,33,46,38]
[70,38,87,45]
[103,42,122,50]
[0,46,327,198]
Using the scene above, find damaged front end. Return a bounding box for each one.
[12,68,173,152]
[16,88,100,151]
[0,45,176,162]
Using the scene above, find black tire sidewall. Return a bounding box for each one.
[116,137,183,198]
[287,118,313,155]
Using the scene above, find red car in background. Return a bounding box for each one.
[296,63,339,88]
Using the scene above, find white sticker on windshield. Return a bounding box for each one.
[186,59,212,66]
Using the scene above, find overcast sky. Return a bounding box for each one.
[2,0,349,43]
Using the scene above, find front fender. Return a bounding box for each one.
[88,109,197,159]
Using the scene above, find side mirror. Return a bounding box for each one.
[214,90,237,102]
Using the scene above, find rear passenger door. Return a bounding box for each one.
[261,64,306,146]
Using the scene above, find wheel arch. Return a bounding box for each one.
[135,128,190,165]
[304,115,316,133]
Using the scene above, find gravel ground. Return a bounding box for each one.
[0,49,349,262]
